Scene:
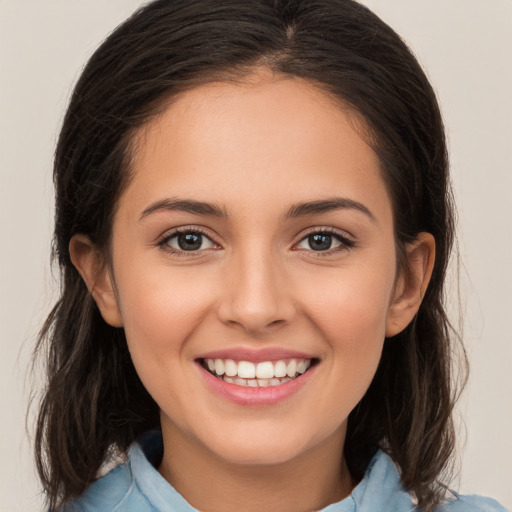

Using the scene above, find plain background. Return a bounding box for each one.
[1,1,511,510]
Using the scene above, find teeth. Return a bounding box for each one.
[256,361,274,379]
[214,359,224,376]
[237,361,256,379]
[224,359,238,377]
[286,359,297,377]
[205,357,313,384]
[297,360,308,374]
[220,375,301,387]
[274,361,287,378]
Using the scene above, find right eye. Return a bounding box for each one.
[159,228,218,255]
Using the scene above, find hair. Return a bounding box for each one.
[33,1,465,510]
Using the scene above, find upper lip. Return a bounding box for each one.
[196,347,316,363]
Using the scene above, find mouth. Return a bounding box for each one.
[199,357,317,388]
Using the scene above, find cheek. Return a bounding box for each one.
[114,266,216,422]
[322,291,386,380]
[298,260,395,394]
[115,263,215,360]
[304,266,394,348]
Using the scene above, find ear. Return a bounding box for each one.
[69,234,123,327]
[385,232,435,337]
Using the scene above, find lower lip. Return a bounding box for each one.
[197,363,316,406]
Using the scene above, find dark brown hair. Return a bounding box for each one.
[33,1,464,510]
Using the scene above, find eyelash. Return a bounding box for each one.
[157,226,355,257]
[157,226,217,257]
[295,227,355,257]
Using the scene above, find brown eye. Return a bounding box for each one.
[306,233,336,251]
[163,230,216,252]
[297,233,340,251]
[295,229,355,254]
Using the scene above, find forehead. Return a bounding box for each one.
[120,73,392,223]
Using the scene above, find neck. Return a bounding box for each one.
[158,420,354,512]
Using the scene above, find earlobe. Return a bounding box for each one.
[69,234,123,327]
[385,232,435,337]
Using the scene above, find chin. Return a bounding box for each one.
[214,444,302,467]
[202,426,317,467]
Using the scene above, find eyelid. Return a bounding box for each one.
[155,225,355,257]
[292,226,356,255]
[157,225,221,255]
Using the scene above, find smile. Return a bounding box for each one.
[202,358,312,387]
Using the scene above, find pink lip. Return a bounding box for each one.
[196,361,316,406]
[196,347,315,362]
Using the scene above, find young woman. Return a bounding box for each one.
[33,1,508,511]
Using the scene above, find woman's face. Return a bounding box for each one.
[85,74,423,468]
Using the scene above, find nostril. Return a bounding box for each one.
[216,277,297,333]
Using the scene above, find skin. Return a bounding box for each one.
[71,71,434,512]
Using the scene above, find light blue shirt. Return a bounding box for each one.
[64,431,508,512]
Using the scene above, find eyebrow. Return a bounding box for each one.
[283,197,375,222]
[140,198,228,220]
[139,196,375,223]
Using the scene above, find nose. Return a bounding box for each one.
[216,246,296,335]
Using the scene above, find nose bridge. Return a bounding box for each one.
[217,237,295,333]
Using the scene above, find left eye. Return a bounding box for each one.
[296,232,346,252]
[163,231,216,252]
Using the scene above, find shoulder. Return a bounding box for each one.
[60,430,198,512]
[60,460,151,512]
[61,432,164,512]
[438,493,510,512]
[349,450,509,512]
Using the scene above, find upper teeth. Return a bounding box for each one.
[205,358,311,379]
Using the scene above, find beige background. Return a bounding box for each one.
[1,1,511,510]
